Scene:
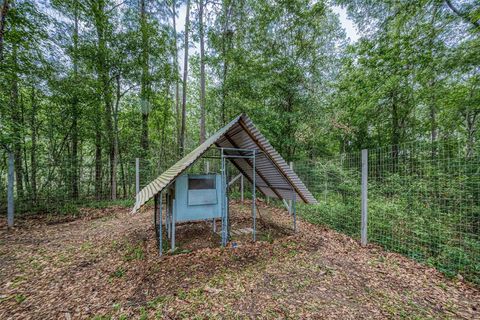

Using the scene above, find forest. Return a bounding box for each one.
[0,0,478,205]
[0,1,480,317]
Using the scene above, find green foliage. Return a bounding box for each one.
[297,149,480,285]
[124,244,145,261]
[110,266,125,279]
[14,294,26,304]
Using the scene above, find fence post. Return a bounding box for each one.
[135,158,140,195]
[361,149,368,246]
[240,174,244,203]
[289,162,293,214]
[7,152,14,228]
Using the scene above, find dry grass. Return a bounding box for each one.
[0,201,478,319]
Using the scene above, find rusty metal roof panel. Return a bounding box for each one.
[132,114,317,213]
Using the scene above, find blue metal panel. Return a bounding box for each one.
[188,190,217,205]
[174,174,222,222]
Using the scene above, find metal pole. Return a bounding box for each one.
[171,198,176,252]
[220,148,227,247]
[159,192,163,256]
[293,190,297,232]
[361,149,368,246]
[154,195,158,233]
[7,152,14,228]
[240,175,244,203]
[288,161,293,214]
[135,158,140,195]
[252,150,256,241]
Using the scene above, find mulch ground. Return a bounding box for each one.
[0,200,479,319]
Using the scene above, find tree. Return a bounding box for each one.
[199,0,206,143]
[0,0,9,61]
[139,0,151,157]
[180,0,190,156]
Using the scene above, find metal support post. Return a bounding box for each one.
[361,149,368,246]
[220,148,228,247]
[292,189,297,232]
[252,150,257,241]
[240,175,244,203]
[166,193,171,238]
[159,192,163,256]
[171,199,176,251]
[288,162,293,214]
[135,158,140,195]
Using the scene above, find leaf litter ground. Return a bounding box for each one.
[0,200,479,319]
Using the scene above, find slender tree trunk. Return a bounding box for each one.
[140,0,150,157]
[428,8,438,160]
[95,129,102,199]
[21,93,30,193]
[220,2,232,125]
[199,0,206,143]
[180,0,190,156]
[71,4,79,199]
[172,0,180,152]
[0,0,9,61]
[112,73,121,200]
[93,0,115,200]
[120,150,127,198]
[429,99,437,157]
[30,86,37,204]
[11,44,24,199]
[391,91,400,172]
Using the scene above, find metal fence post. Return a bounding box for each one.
[361,149,368,246]
[7,152,14,228]
[289,162,293,214]
[240,174,244,203]
[135,158,140,195]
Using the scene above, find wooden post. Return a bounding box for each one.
[361,149,368,246]
[135,158,140,195]
[7,152,14,228]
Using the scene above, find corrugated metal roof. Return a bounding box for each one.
[132,114,317,213]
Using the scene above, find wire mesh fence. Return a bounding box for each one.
[1,138,478,283]
[0,154,187,218]
[0,138,198,217]
[294,141,480,284]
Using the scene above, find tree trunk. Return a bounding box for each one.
[95,129,102,200]
[428,9,438,160]
[199,0,206,143]
[11,44,24,199]
[93,0,115,200]
[220,2,232,125]
[391,91,400,172]
[0,0,9,61]
[465,110,478,158]
[140,0,150,157]
[112,73,121,200]
[30,86,37,204]
[71,4,79,199]
[180,0,190,156]
[172,0,180,152]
